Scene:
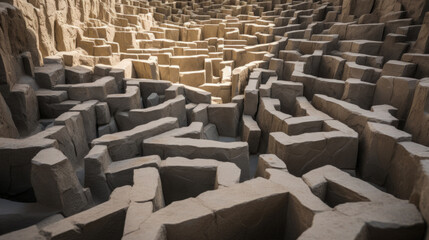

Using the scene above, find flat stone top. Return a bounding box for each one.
[303,165,398,203]
[259,154,287,169]
[398,141,429,158]
[314,94,398,123]
[107,85,139,98]
[35,89,67,96]
[419,78,429,87]
[272,80,303,87]
[92,117,179,144]
[84,144,108,159]
[285,115,323,125]
[54,111,80,123]
[184,85,211,94]
[367,122,412,140]
[335,201,424,226]
[161,157,220,168]
[207,102,237,109]
[70,100,98,111]
[131,167,160,203]
[35,63,63,73]
[152,121,202,138]
[145,136,248,149]
[32,148,67,166]
[66,65,92,73]
[106,155,161,173]
[216,162,241,186]
[0,137,56,149]
[345,78,376,85]
[164,197,214,220]
[196,177,287,211]
[270,131,326,145]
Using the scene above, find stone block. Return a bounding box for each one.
[341,78,375,110]
[95,102,111,125]
[373,76,418,122]
[243,80,259,117]
[92,117,179,161]
[359,122,411,186]
[129,96,186,127]
[179,70,206,88]
[133,60,159,80]
[54,111,89,168]
[208,103,239,137]
[31,148,90,216]
[65,65,93,84]
[106,86,141,114]
[241,115,261,154]
[404,79,429,146]
[105,155,160,189]
[35,64,65,89]
[255,154,287,178]
[160,157,218,204]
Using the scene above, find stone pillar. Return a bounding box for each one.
[31,148,90,216]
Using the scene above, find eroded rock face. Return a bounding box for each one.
[31,148,90,216]
[405,79,429,146]
[0,92,19,138]
[0,137,57,195]
[0,3,37,87]
[1,0,429,238]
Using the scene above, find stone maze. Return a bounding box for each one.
[0,0,429,239]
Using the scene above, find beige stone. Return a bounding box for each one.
[131,167,164,209]
[386,141,429,199]
[207,103,239,137]
[31,148,90,216]
[92,117,179,160]
[359,122,411,186]
[84,145,112,203]
[106,155,161,189]
[241,115,261,154]
[143,136,250,181]
[313,94,398,135]
[129,95,186,127]
[133,60,160,80]
[106,85,141,114]
[404,79,429,146]
[256,154,287,178]
[373,76,418,121]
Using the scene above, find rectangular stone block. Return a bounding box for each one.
[359,122,411,186]
[129,95,186,127]
[132,60,159,80]
[65,66,93,84]
[179,70,206,88]
[0,137,57,195]
[31,148,90,216]
[143,137,250,181]
[241,115,261,154]
[106,86,141,114]
[92,117,179,161]
[35,64,65,89]
[160,157,218,205]
[208,103,239,137]
[244,80,259,117]
[105,156,160,189]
